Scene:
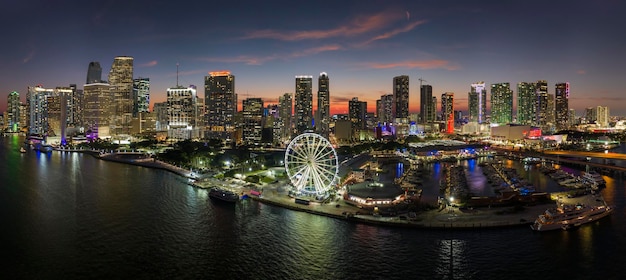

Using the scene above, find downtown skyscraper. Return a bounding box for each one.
[555,82,570,130]
[86,61,102,84]
[490,83,513,125]
[468,82,486,123]
[536,80,549,128]
[133,78,150,116]
[441,92,454,134]
[278,93,293,144]
[242,97,264,145]
[108,56,134,136]
[205,71,236,141]
[167,85,197,140]
[316,72,330,138]
[295,75,313,134]
[377,94,394,124]
[393,75,409,121]
[420,84,435,123]
[7,91,20,132]
[517,82,537,125]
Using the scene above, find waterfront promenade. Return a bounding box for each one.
[63,148,608,230]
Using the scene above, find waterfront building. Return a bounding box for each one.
[490,83,513,125]
[468,82,486,123]
[7,91,20,132]
[205,71,236,141]
[167,85,198,140]
[349,97,367,134]
[27,86,53,136]
[86,61,102,84]
[241,97,264,146]
[83,83,112,139]
[420,84,434,123]
[108,56,134,136]
[393,75,409,121]
[295,75,313,134]
[555,82,569,130]
[67,84,83,129]
[48,87,73,140]
[278,93,293,145]
[517,82,537,125]
[316,72,330,139]
[441,92,454,134]
[133,78,150,117]
[594,106,610,127]
[19,103,27,132]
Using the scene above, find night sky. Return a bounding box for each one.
[1,0,625,116]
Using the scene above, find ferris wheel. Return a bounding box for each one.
[284,133,339,195]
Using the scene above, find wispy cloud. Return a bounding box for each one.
[197,45,341,66]
[364,59,459,70]
[22,49,35,63]
[241,11,404,41]
[166,69,208,77]
[139,60,158,67]
[577,69,586,75]
[362,20,427,45]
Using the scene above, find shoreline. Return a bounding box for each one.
[61,148,592,230]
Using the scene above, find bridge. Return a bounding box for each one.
[542,150,626,161]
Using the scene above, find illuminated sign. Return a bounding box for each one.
[209,71,231,76]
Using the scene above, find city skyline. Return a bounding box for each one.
[1,0,625,115]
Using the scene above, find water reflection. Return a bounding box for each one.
[436,238,472,280]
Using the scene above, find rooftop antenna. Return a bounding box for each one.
[176,63,179,87]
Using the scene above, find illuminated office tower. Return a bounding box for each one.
[67,84,83,128]
[441,92,454,133]
[555,82,569,130]
[468,82,486,123]
[153,102,168,131]
[133,78,150,116]
[27,86,53,135]
[316,72,330,138]
[517,82,537,125]
[595,106,610,127]
[108,56,134,136]
[49,87,73,141]
[535,80,548,127]
[420,84,434,123]
[295,75,313,134]
[83,82,112,138]
[86,61,102,84]
[242,97,264,145]
[278,93,293,143]
[205,71,236,141]
[167,85,197,140]
[393,75,409,120]
[490,83,513,125]
[7,91,20,132]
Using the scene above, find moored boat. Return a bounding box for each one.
[530,202,613,231]
[581,171,606,186]
[209,187,240,203]
[20,147,26,153]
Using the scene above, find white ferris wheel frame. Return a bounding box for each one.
[284,133,339,195]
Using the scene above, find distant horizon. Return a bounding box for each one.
[1,1,625,116]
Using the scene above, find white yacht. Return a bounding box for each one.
[581,171,606,186]
[530,203,613,231]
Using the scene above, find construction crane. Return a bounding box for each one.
[418,78,427,88]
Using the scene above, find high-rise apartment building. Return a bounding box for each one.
[295,76,313,134]
[67,84,83,128]
[517,82,537,125]
[377,94,394,124]
[167,85,197,140]
[7,91,20,132]
[468,82,486,123]
[393,75,409,120]
[279,93,293,144]
[536,80,549,127]
[555,82,569,130]
[594,106,610,127]
[420,84,434,123]
[242,97,264,145]
[108,56,134,136]
[441,92,454,134]
[349,97,367,131]
[316,72,330,138]
[490,83,513,125]
[133,78,150,116]
[86,62,102,84]
[205,71,236,141]
[83,82,112,138]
